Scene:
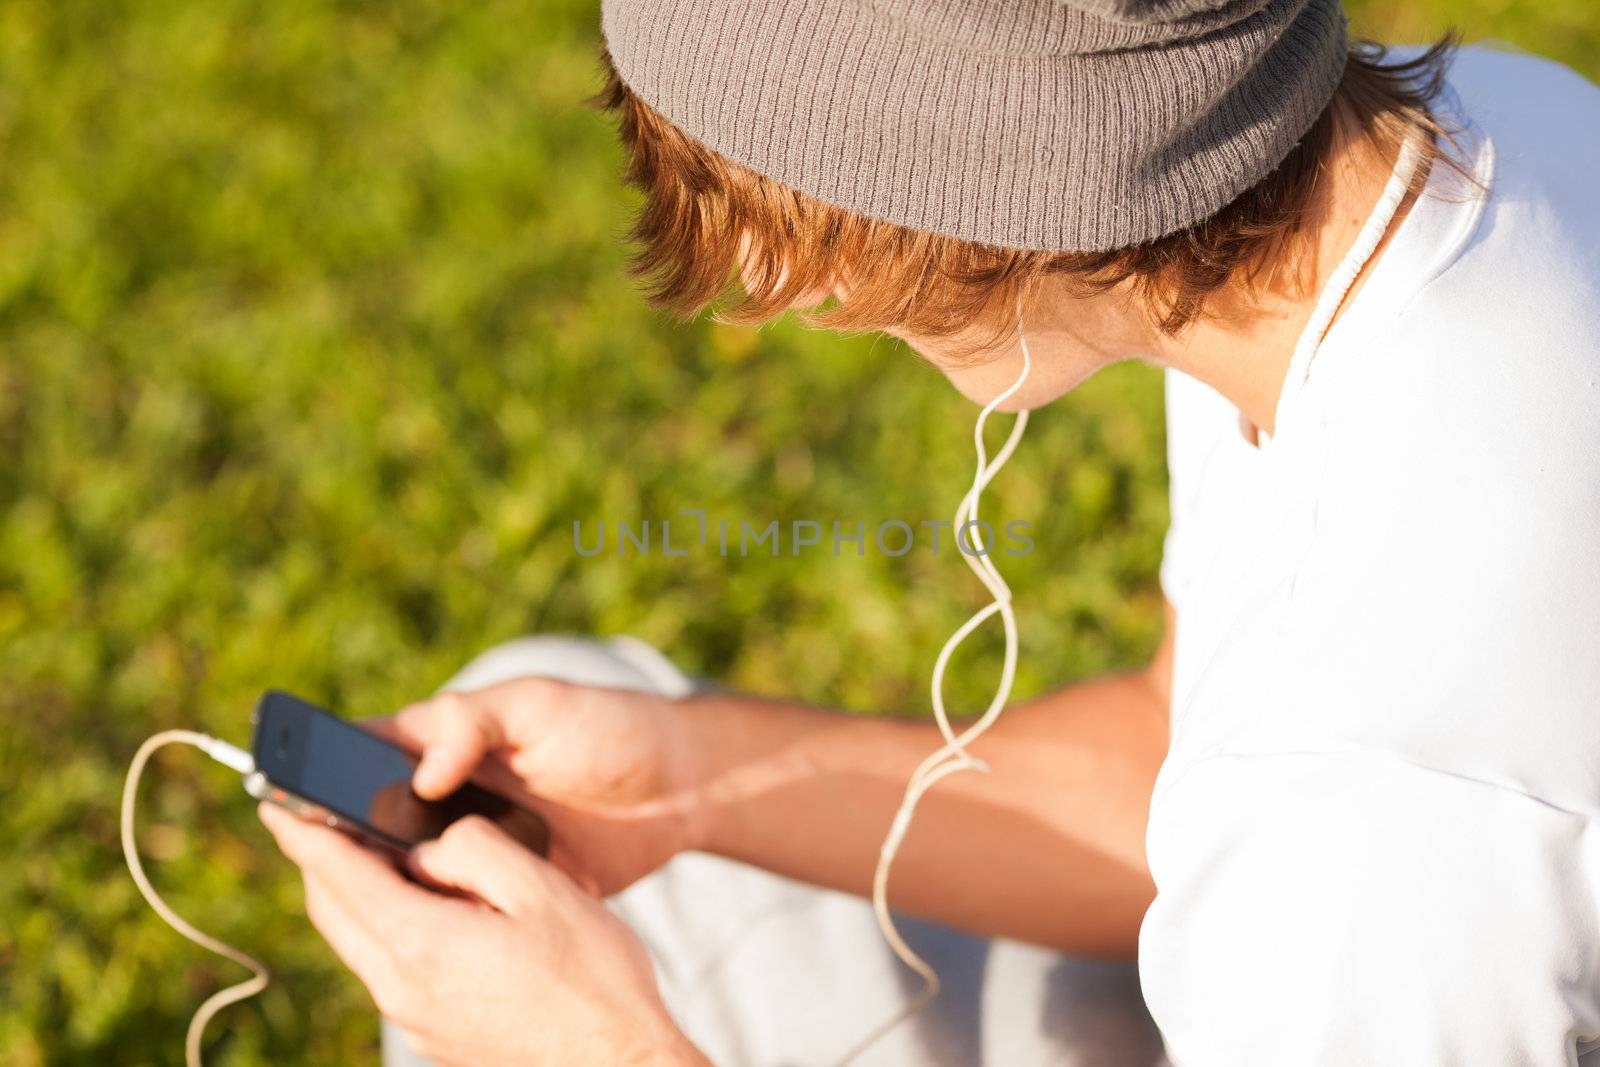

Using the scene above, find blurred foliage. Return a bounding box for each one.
[0,1,1593,1063]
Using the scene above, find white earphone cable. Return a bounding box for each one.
[833,130,1425,1065]
[1280,132,1425,407]
[833,298,1034,1065]
[122,730,269,1067]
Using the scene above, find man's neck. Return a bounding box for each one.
[1152,129,1419,439]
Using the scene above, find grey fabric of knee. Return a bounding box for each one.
[610,853,1169,1067]
[438,634,696,698]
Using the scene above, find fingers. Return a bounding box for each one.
[300,871,392,980]
[387,692,510,799]
[258,803,443,928]
[408,815,569,919]
[262,808,484,1029]
[360,710,524,802]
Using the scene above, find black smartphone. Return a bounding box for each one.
[248,689,549,858]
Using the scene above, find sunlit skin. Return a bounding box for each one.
[261,124,1418,1066]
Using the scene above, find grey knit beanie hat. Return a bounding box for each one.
[601,0,1348,252]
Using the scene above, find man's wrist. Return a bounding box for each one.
[663,691,819,858]
[659,693,724,855]
[663,690,918,862]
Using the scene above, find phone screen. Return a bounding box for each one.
[300,712,454,844]
[253,691,548,855]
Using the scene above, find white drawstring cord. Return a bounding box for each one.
[122,730,269,1067]
[834,299,1034,1065]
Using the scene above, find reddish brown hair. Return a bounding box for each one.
[599,38,1459,340]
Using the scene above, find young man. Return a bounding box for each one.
[261,0,1600,1063]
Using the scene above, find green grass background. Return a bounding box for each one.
[2,1,1595,1063]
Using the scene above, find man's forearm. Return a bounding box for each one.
[673,672,1168,957]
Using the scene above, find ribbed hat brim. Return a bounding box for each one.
[603,0,1347,252]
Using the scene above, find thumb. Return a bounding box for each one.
[385,693,509,799]
[408,815,566,917]
[414,749,465,800]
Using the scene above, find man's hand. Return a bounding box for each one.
[374,677,708,896]
[364,634,1172,957]
[259,804,707,1067]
